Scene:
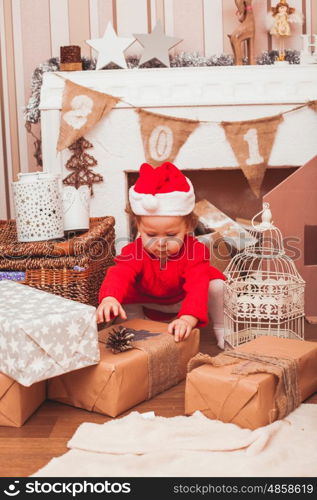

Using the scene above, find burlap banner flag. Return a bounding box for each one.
[136,108,199,167]
[308,100,317,113]
[221,114,284,198]
[57,80,120,151]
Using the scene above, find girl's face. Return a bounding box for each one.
[279,5,287,13]
[138,215,188,258]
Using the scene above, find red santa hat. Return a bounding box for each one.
[129,162,195,216]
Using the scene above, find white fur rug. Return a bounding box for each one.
[33,405,317,477]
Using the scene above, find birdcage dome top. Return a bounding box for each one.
[244,203,285,257]
[224,203,305,285]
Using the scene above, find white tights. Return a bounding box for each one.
[208,279,225,349]
[122,279,225,349]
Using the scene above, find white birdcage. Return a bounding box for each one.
[224,203,305,348]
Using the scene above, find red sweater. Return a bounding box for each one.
[99,235,225,327]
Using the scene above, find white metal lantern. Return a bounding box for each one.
[224,203,305,348]
[12,172,64,242]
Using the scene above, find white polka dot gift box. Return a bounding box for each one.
[0,280,100,386]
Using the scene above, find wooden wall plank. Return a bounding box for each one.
[163,0,174,35]
[98,0,113,36]
[150,0,157,31]
[222,0,237,55]
[155,0,165,26]
[303,0,311,35]
[203,0,223,56]
[173,0,204,54]
[12,0,29,173]
[21,0,51,173]
[312,0,317,36]
[0,0,13,216]
[116,0,148,57]
[3,0,20,188]
[89,0,100,39]
[288,0,304,49]
[116,0,148,35]
[253,0,269,57]
[68,0,91,57]
[49,0,69,58]
[0,60,9,218]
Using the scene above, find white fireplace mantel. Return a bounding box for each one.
[40,65,317,250]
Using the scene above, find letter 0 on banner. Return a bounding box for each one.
[136,108,199,167]
[149,125,174,162]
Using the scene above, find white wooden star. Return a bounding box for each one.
[86,22,135,69]
[134,21,182,68]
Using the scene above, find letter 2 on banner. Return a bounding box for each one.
[136,108,199,167]
[221,114,283,198]
[149,125,173,162]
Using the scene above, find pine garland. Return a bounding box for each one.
[257,49,300,65]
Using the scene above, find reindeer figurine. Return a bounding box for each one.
[228,0,256,65]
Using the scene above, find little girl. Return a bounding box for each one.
[97,162,226,348]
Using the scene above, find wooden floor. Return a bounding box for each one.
[1,323,316,478]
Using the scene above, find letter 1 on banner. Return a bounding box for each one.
[244,128,264,165]
[221,114,283,198]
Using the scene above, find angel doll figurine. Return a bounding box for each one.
[267,0,303,62]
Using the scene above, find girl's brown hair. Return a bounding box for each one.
[125,203,198,234]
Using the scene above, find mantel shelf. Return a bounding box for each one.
[41,65,317,110]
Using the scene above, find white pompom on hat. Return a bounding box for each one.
[129,162,195,216]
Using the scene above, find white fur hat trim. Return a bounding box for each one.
[129,177,195,216]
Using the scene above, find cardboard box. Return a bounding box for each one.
[185,336,317,429]
[194,199,256,251]
[0,280,100,386]
[0,373,46,427]
[196,231,232,272]
[48,319,200,417]
[264,155,317,317]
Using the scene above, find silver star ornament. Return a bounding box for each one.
[134,21,182,68]
[86,22,135,69]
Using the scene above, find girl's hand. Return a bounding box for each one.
[168,315,197,342]
[96,296,127,324]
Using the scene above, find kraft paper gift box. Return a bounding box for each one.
[0,280,100,386]
[0,372,46,427]
[47,319,200,418]
[185,336,317,430]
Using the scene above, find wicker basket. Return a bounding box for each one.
[0,217,115,307]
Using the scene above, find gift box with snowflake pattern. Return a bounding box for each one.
[0,280,100,386]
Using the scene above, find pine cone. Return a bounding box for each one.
[106,326,135,354]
